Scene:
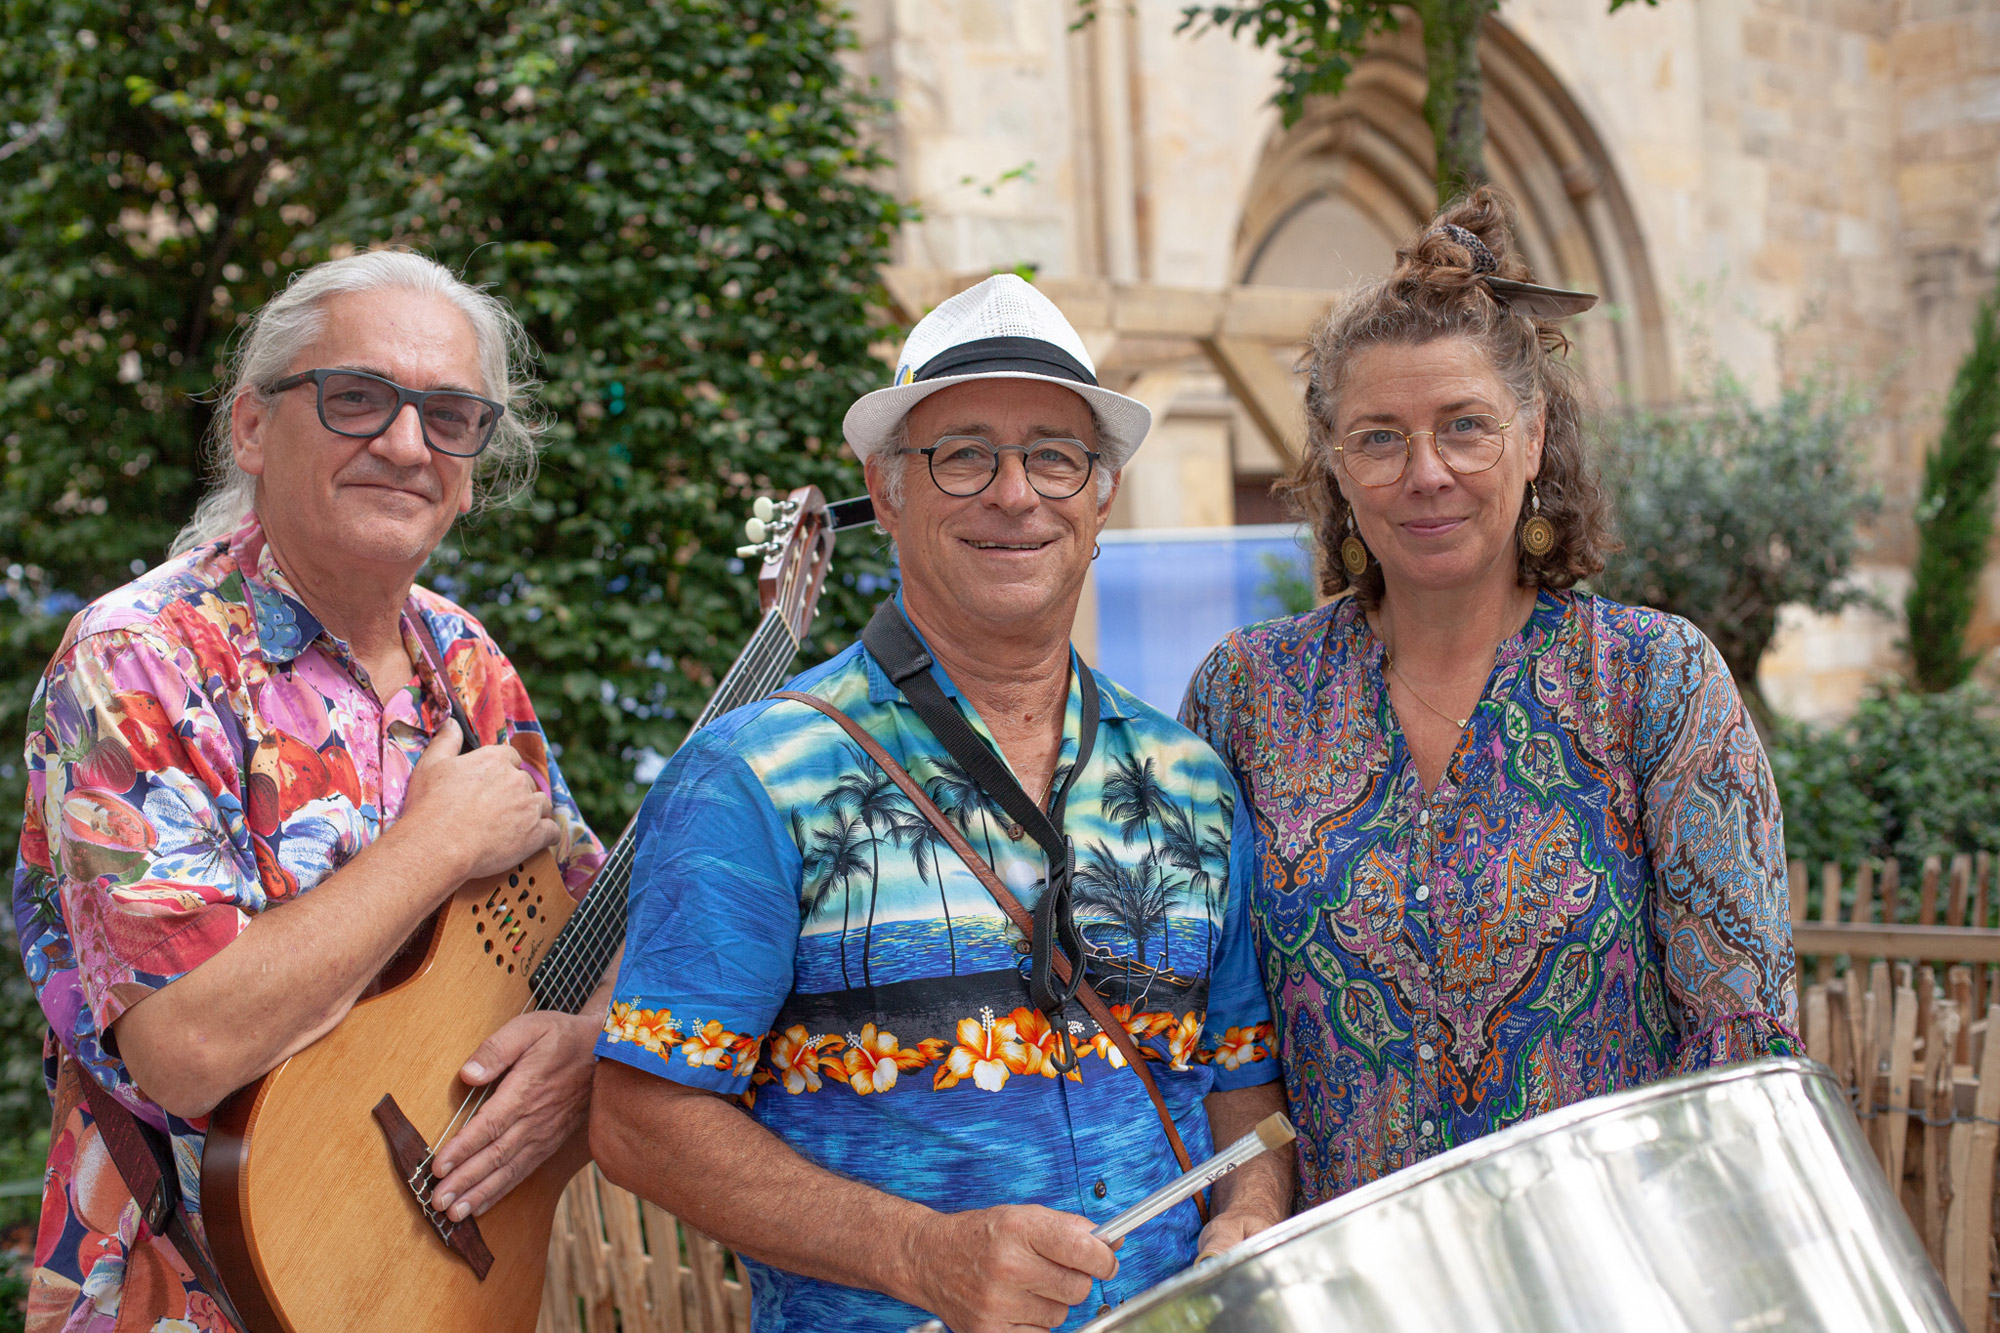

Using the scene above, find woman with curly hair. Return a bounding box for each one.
[1179,187,1797,1209]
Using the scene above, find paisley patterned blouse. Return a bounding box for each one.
[1179,589,1797,1208]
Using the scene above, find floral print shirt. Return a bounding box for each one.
[12,515,604,1333]
[600,616,1277,1332]
[1179,590,1797,1210]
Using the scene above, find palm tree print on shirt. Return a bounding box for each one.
[806,811,871,989]
[1103,754,1172,965]
[888,793,959,974]
[818,750,904,986]
[1158,800,1228,964]
[1072,840,1176,1005]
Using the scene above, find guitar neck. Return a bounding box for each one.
[527,609,804,1015]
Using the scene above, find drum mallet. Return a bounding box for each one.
[906,1112,1296,1333]
[1094,1111,1295,1243]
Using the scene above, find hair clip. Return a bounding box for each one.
[1480,277,1599,320]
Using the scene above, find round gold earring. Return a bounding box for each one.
[1340,512,1370,578]
[1521,481,1556,558]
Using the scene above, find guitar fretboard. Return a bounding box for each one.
[526,609,805,1015]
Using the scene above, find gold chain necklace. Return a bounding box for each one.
[1383,630,1511,730]
[1383,652,1477,729]
[1377,593,1533,732]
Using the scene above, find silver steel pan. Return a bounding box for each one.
[1083,1058,1961,1332]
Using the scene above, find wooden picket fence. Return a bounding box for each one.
[534,1166,751,1333]
[533,850,2000,1333]
[1789,850,2000,1330]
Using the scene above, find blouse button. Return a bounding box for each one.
[1419,1043,1436,1061]
[1414,884,1430,903]
[1420,1119,1436,1138]
[1418,808,1431,826]
[1093,1180,1108,1199]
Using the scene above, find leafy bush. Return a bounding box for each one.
[0,0,899,1191]
[1768,683,2000,877]
[1591,378,1880,729]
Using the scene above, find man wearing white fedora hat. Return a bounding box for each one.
[593,275,1292,1332]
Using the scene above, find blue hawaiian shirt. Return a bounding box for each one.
[599,623,1277,1332]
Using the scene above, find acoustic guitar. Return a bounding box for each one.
[200,487,876,1332]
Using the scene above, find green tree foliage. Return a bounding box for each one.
[0,0,899,1170]
[1155,0,1653,199]
[1769,684,2000,895]
[1907,272,2000,691]
[1590,379,1880,730]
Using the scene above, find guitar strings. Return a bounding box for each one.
[406,603,811,1205]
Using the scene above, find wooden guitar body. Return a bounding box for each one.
[201,849,591,1333]
[194,485,869,1330]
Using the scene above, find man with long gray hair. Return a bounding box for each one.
[12,250,609,1331]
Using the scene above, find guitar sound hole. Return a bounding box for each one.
[484,940,492,953]
[525,906,535,919]
[508,874,520,888]
[476,923,484,934]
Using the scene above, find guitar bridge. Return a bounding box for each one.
[371,1094,495,1280]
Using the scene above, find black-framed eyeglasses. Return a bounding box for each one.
[266,368,505,458]
[1335,413,1512,487]
[898,435,1101,500]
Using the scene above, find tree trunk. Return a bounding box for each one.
[1415,0,1494,202]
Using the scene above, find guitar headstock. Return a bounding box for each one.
[736,485,836,642]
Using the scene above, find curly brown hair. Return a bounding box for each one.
[1281,186,1616,606]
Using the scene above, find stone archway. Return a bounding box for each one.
[1233,16,1672,405]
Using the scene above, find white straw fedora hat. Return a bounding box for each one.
[843,274,1152,470]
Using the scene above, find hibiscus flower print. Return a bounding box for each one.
[680,1019,756,1072]
[839,1024,935,1095]
[1165,1011,1202,1071]
[602,1003,682,1057]
[766,1025,845,1094]
[1090,1005,1172,1068]
[1211,1023,1273,1070]
[933,1007,1028,1092]
[1008,1007,1083,1082]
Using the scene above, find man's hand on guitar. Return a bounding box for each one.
[402,719,562,882]
[429,1009,599,1221]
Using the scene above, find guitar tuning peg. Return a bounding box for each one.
[735,543,767,560]
[744,517,768,543]
[752,496,777,523]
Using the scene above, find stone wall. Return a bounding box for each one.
[849,0,2000,712]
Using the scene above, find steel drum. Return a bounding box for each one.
[1083,1058,1962,1333]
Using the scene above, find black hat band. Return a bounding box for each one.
[913,336,1097,387]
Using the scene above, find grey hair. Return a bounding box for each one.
[170,250,547,556]
[875,409,1117,510]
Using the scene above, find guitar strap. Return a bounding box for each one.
[75,1072,251,1332]
[773,604,1209,1219]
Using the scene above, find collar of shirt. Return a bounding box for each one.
[226,513,455,730]
[857,594,1133,768]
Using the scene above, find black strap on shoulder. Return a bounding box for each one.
[409,605,481,752]
[76,1073,250,1332]
[861,601,1099,1040]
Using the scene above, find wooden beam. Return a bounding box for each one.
[1794,922,2000,964]
[879,267,1337,343]
[1202,336,1304,470]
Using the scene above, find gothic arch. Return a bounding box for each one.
[1234,17,1672,402]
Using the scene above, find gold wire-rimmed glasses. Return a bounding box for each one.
[1334,413,1512,487]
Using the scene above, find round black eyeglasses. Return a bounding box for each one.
[267,368,505,458]
[898,435,1101,500]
